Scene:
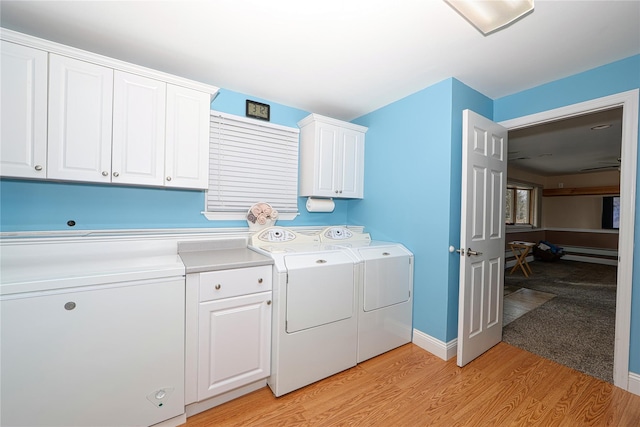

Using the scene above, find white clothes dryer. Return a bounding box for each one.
[320,227,414,363]
[249,227,359,397]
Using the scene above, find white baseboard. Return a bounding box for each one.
[562,254,617,266]
[629,372,640,396]
[412,328,457,361]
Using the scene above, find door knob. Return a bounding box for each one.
[467,249,483,256]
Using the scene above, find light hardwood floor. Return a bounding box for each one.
[183,342,640,426]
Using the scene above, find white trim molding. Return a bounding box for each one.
[629,372,640,396]
[500,89,639,391]
[413,329,457,361]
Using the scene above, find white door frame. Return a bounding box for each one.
[499,89,639,390]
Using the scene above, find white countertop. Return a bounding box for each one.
[1,238,185,295]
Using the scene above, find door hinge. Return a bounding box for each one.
[286,273,289,284]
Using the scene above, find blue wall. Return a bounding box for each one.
[350,78,491,342]
[0,89,349,232]
[494,55,640,376]
[2,52,638,377]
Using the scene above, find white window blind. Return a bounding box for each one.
[205,110,300,220]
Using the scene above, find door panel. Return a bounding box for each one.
[457,109,507,367]
[284,252,355,333]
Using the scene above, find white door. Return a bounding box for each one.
[339,129,365,198]
[0,41,48,179]
[165,84,210,189]
[197,292,271,401]
[457,109,508,367]
[48,54,113,182]
[316,123,341,197]
[112,71,166,186]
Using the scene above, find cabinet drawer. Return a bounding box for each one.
[199,265,272,302]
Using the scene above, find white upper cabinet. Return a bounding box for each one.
[165,85,210,189]
[0,41,48,178]
[0,28,219,189]
[112,71,166,186]
[298,114,367,199]
[47,54,114,182]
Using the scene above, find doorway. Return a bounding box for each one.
[499,89,638,390]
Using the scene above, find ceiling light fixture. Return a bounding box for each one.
[444,0,535,35]
[590,124,612,130]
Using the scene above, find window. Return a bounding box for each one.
[204,111,300,220]
[602,196,620,229]
[505,181,539,227]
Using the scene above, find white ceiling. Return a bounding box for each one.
[1,0,638,175]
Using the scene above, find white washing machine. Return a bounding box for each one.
[249,227,359,397]
[320,226,414,363]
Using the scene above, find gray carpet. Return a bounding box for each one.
[502,259,617,383]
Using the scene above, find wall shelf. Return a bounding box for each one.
[542,185,620,197]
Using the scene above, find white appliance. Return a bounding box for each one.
[320,226,414,363]
[249,227,360,397]
[1,239,186,427]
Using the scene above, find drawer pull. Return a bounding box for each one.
[382,252,391,256]
[316,259,327,264]
[258,278,263,284]
[267,300,272,305]
[64,302,76,311]
[215,284,221,290]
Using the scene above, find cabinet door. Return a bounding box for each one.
[338,129,365,198]
[0,41,48,178]
[315,123,341,197]
[165,85,210,189]
[48,54,113,182]
[112,71,166,186]
[198,292,271,401]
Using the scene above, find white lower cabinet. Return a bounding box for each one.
[186,265,272,412]
[198,291,271,400]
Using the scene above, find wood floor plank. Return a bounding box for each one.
[182,342,640,427]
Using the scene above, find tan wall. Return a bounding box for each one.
[543,170,620,189]
[542,195,604,229]
[508,167,619,231]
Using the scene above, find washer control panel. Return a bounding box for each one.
[250,227,320,247]
[258,227,297,243]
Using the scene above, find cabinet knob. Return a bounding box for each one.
[34,165,43,171]
[258,278,263,284]
[64,302,76,310]
[113,172,120,177]
[166,176,172,181]
[335,190,339,194]
[215,284,221,290]
[102,171,109,176]
[339,190,343,194]
[267,300,272,305]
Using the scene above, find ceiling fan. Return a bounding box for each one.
[580,157,621,172]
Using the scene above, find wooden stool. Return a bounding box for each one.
[509,241,535,277]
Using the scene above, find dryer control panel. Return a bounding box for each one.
[320,227,370,242]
